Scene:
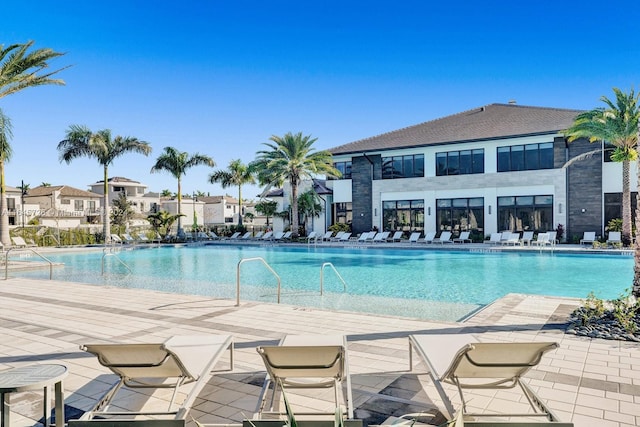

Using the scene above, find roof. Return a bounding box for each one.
[25,185,101,198]
[91,176,143,185]
[198,195,239,204]
[329,103,583,155]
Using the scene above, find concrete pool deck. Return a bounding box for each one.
[1,277,639,426]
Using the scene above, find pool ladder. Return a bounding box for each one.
[101,247,132,275]
[235,258,347,306]
[4,247,55,280]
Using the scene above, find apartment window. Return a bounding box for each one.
[497,195,552,232]
[6,198,15,211]
[333,161,352,179]
[604,192,637,226]
[88,201,96,211]
[436,149,484,176]
[61,199,70,205]
[113,186,124,192]
[382,200,424,232]
[333,202,352,225]
[382,154,424,179]
[497,143,553,172]
[436,198,484,234]
[75,200,84,211]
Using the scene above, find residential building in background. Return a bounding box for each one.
[24,185,102,228]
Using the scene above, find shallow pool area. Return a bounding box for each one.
[14,244,633,321]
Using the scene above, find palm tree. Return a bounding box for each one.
[254,200,278,227]
[251,132,340,238]
[564,88,639,248]
[0,41,67,246]
[146,210,184,240]
[160,189,173,198]
[564,88,640,297]
[58,126,152,242]
[209,159,255,227]
[0,109,13,244]
[297,189,323,235]
[150,147,215,236]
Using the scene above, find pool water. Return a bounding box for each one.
[16,245,633,321]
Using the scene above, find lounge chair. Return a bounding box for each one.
[306,231,318,243]
[408,334,564,424]
[579,231,595,245]
[255,334,353,420]
[373,231,390,243]
[408,232,422,243]
[321,231,334,241]
[547,231,558,246]
[500,232,520,246]
[228,232,241,240]
[11,236,36,248]
[337,232,352,242]
[253,231,265,240]
[607,231,622,246]
[532,232,551,247]
[433,231,453,244]
[390,231,404,242]
[240,231,253,240]
[261,231,274,240]
[281,231,292,240]
[520,231,534,246]
[207,231,220,240]
[453,231,471,244]
[421,231,437,244]
[77,335,234,422]
[196,231,210,240]
[109,234,123,244]
[122,233,136,244]
[273,231,285,241]
[330,231,345,241]
[484,233,502,245]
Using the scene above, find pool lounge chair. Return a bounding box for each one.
[421,231,437,244]
[110,234,124,244]
[500,232,520,246]
[306,231,318,243]
[408,334,565,425]
[453,231,471,244]
[240,231,253,240]
[390,231,404,242]
[373,231,390,243]
[76,335,234,423]
[532,232,551,247]
[547,231,558,246]
[520,231,534,246]
[122,233,136,244]
[408,232,422,243]
[255,334,354,420]
[228,232,241,240]
[321,231,334,241]
[337,232,353,242]
[253,231,265,240]
[260,231,274,241]
[433,231,453,244]
[207,231,220,240]
[484,233,502,245]
[606,231,622,246]
[11,236,36,248]
[580,231,596,245]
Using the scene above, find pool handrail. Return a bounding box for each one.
[320,262,347,295]
[102,247,133,275]
[236,257,281,306]
[4,247,54,280]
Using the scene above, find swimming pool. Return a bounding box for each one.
[15,245,633,321]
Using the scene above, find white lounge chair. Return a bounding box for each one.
[109,234,123,244]
[253,231,265,240]
[580,231,596,245]
[532,232,551,246]
[607,231,622,246]
[260,231,274,240]
[11,236,36,247]
[547,231,558,246]
[240,231,252,240]
[500,232,520,246]
[453,231,471,244]
[338,232,352,242]
[433,231,453,244]
[421,231,437,244]
[121,233,136,244]
[228,232,241,240]
[331,231,345,241]
[306,231,318,243]
[408,232,422,243]
[78,335,234,422]
[520,231,534,246]
[207,231,220,240]
[256,334,353,420]
[390,231,404,242]
[408,333,563,424]
[321,231,334,241]
[373,231,390,243]
[484,233,502,245]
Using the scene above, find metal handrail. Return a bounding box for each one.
[102,247,132,275]
[4,247,55,280]
[236,257,281,306]
[320,262,347,295]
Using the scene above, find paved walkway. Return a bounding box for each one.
[0,277,639,426]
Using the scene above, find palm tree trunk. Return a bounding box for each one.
[0,160,10,246]
[634,155,640,297]
[177,178,183,234]
[622,160,632,246]
[103,166,110,243]
[290,179,299,239]
[238,185,243,227]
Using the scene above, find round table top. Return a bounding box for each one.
[0,364,68,392]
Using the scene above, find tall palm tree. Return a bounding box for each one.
[564,88,639,248]
[58,126,152,242]
[0,109,13,244]
[251,132,340,238]
[150,147,215,236]
[297,189,323,235]
[0,40,67,246]
[209,159,255,227]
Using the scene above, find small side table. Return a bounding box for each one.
[0,364,68,427]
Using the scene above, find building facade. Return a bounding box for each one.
[326,103,633,242]
[89,176,160,214]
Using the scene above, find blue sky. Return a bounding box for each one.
[1,1,638,199]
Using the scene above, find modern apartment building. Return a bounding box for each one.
[325,103,633,242]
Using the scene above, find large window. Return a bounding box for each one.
[604,192,637,226]
[436,198,484,235]
[332,161,352,179]
[382,154,424,179]
[333,202,352,225]
[436,149,484,176]
[497,195,553,232]
[382,200,424,232]
[75,200,84,211]
[497,143,553,172]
